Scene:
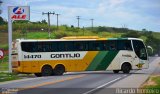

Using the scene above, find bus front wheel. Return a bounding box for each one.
[121,63,131,74]
[41,65,53,76]
[53,65,65,75]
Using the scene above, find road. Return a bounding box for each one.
[0,57,159,94]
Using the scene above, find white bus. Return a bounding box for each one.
[12,36,149,76]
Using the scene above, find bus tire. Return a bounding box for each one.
[34,73,42,77]
[41,65,53,76]
[113,70,119,73]
[53,65,65,76]
[121,63,131,74]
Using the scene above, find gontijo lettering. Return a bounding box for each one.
[51,53,80,58]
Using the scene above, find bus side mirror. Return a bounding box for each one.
[147,46,153,53]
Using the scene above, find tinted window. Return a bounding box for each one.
[74,41,88,51]
[21,42,37,52]
[21,42,56,52]
[89,41,106,51]
[133,40,147,60]
[105,40,117,51]
[117,40,132,50]
[22,40,133,52]
[58,41,74,51]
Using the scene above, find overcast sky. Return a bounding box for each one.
[1,0,160,32]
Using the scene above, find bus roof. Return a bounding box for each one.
[16,37,143,42]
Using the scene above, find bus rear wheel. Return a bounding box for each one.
[121,63,131,74]
[53,65,65,76]
[113,70,119,73]
[41,65,53,76]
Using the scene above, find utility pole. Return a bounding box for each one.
[42,12,55,38]
[55,14,60,30]
[90,19,94,30]
[77,16,80,28]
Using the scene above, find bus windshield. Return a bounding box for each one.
[132,40,148,60]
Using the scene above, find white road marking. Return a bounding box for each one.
[83,77,122,94]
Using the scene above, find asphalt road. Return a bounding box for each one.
[0,57,158,94]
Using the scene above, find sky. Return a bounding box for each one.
[0,0,160,32]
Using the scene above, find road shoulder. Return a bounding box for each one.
[109,57,160,88]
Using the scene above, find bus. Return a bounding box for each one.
[12,36,149,77]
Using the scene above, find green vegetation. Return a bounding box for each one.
[0,72,20,82]
[0,62,8,71]
[143,75,160,88]
[0,55,8,71]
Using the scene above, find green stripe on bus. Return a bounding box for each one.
[108,38,128,40]
[86,51,108,71]
[95,51,119,70]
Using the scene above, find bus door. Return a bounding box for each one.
[117,40,138,70]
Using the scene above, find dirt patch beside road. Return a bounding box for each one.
[141,62,160,88]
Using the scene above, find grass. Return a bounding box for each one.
[0,62,8,71]
[153,32,160,40]
[143,75,160,88]
[0,72,20,82]
[27,31,52,39]
[139,36,147,42]
[0,44,8,50]
[0,55,8,71]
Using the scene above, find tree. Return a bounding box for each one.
[121,31,141,38]
[145,34,160,56]
[0,16,7,25]
[41,19,47,24]
[97,26,107,32]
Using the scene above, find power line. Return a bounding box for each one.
[42,12,55,38]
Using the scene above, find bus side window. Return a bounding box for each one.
[124,41,132,50]
[74,42,82,51]
[31,42,37,52]
[89,41,99,51]
[37,42,43,52]
[58,41,65,51]
[50,42,58,52]
[74,41,88,51]
[117,40,132,50]
[107,41,117,51]
[88,41,105,51]
[43,42,50,52]
[64,41,74,51]
[94,42,100,50]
